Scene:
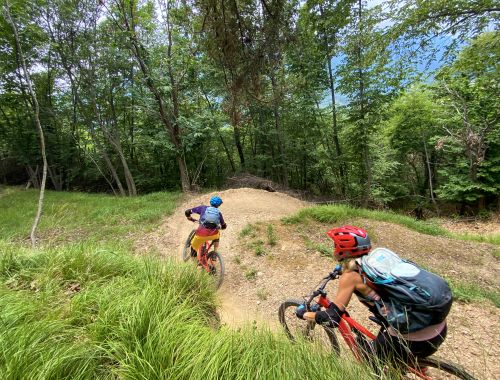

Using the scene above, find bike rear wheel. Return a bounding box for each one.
[278,299,339,354]
[182,230,197,262]
[206,251,224,289]
[407,356,476,380]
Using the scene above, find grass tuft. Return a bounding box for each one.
[245,268,258,280]
[266,224,277,246]
[239,223,254,238]
[284,204,500,246]
[446,277,500,307]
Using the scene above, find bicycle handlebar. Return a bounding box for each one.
[305,265,342,306]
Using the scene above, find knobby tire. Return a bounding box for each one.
[207,250,224,289]
[412,356,477,380]
[278,299,339,354]
[182,230,196,262]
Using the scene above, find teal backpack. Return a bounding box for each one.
[360,248,453,333]
[200,207,221,228]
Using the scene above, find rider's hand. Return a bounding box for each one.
[221,223,227,230]
[296,304,307,319]
[310,302,320,312]
[187,216,196,222]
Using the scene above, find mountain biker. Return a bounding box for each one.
[185,196,227,264]
[296,225,448,366]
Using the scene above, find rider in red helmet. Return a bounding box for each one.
[296,225,448,366]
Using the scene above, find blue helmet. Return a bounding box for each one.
[210,196,223,207]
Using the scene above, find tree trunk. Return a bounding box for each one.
[108,85,137,195]
[357,0,371,207]
[326,52,346,197]
[87,123,126,196]
[423,138,439,215]
[46,16,124,196]
[270,71,288,187]
[318,3,346,198]
[120,0,190,191]
[26,165,40,189]
[4,3,48,247]
[47,165,63,191]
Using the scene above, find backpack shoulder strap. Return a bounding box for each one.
[357,265,381,293]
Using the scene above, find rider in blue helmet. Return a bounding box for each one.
[185,195,226,259]
[210,196,223,207]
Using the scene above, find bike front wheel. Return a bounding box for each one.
[407,356,476,380]
[206,251,225,289]
[182,230,197,262]
[278,299,339,354]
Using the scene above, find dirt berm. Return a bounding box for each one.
[137,188,499,380]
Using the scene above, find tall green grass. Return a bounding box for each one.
[0,188,180,244]
[0,189,374,379]
[0,243,370,379]
[284,204,500,245]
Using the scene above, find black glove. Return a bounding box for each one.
[315,302,343,327]
[296,304,307,320]
[221,223,227,230]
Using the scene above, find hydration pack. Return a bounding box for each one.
[200,206,221,229]
[360,248,453,333]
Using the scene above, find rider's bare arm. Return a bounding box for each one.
[303,271,364,324]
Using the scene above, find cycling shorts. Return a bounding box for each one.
[191,231,220,251]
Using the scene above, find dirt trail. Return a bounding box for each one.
[137,188,499,380]
[136,188,307,325]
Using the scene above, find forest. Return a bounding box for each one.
[1,0,499,214]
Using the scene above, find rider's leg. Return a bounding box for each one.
[212,238,220,252]
[190,234,205,264]
[405,324,447,359]
[373,325,447,372]
[372,329,411,372]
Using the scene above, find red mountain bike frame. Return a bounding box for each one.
[316,291,377,361]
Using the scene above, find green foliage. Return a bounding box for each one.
[0,190,372,379]
[266,224,277,246]
[239,224,255,238]
[433,32,500,204]
[0,188,179,244]
[0,0,499,217]
[389,0,500,54]
[245,268,258,280]
[302,235,332,257]
[253,242,267,257]
[256,288,269,301]
[446,277,500,307]
[285,204,445,235]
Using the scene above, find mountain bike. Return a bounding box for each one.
[278,265,476,380]
[182,224,225,289]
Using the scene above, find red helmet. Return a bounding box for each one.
[327,225,371,261]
